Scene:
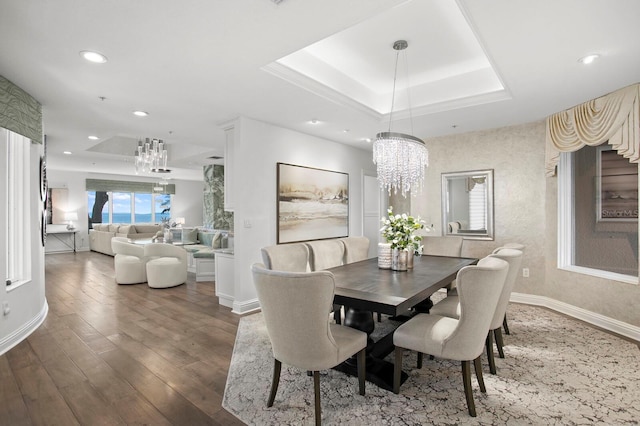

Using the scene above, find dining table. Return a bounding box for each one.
[328,254,478,391]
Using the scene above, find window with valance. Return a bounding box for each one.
[547,83,639,283]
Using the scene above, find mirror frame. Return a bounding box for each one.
[441,169,494,241]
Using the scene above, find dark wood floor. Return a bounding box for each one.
[0,251,246,425]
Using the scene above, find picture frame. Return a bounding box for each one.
[277,162,349,244]
[596,145,638,222]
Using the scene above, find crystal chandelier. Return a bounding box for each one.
[135,138,171,174]
[373,40,428,197]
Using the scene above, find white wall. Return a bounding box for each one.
[46,169,204,251]
[229,116,376,313]
[0,142,48,355]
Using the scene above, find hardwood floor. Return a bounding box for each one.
[0,251,246,425]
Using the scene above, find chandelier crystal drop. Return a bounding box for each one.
[373,40,428,197]
[373,132,428,196]
[135,138,171,174]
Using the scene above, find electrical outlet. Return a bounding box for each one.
[2,301,10,316]
[522,268,530,278]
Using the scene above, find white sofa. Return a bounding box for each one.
[89,223,162,256]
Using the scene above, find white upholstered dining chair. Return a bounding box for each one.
[430,248,523,374]
[338,236,370,264]
[306,240,346,324]
[261,243,310,272]
[393,256,509,417]
[251,263,366,426]
[492,242,526,335]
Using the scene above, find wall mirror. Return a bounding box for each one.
[47,187,69,224]
[441,169,494,240]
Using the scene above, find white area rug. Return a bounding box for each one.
[223,304,640,425]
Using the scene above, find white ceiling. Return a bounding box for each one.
[1,0,639,181]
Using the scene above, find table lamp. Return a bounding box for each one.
[64,211,78,230]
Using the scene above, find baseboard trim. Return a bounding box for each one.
[232,298,260,315]
[0,300,49,356]
[511,293,640,342]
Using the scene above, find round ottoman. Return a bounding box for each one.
[146,256,187,288]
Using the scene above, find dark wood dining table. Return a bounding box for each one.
[328,254,478,391]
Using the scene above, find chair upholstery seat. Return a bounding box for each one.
[329,323,368,368]
[429,296,461,318]
[393,314,458,359]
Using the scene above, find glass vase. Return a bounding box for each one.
[407,250,414,269]
[392,248,408,271]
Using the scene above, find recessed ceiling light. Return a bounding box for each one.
[63,151,72,155]
[133,110,149,117]
[362,138,372,143]
[88,135,99,140]
[578,54,600,65]
[343,129,350,133]
[309,119,319,124]
[79,50,108,63]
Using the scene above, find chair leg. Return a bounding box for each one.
[417,352,423,369]
[503,314,510,335]
[313,371,321,426]
[357,349,366,396]
[267,359,281,407]
[393,347,403,394]
[461,360,476,417]
[485,332,497,375]
[377,312,382,322]
[473,356,486,393]
[494,328,505,358]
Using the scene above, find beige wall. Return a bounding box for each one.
[410,119,640,328]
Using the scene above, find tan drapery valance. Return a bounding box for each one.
[545,83,640,176]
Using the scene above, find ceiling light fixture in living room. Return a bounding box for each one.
[135,138,171,174]
[373,40,428,197]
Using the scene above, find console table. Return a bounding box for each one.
[45,228,77,253]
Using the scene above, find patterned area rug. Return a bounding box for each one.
[223,303,640,425]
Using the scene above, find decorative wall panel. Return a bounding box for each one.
[203,164,233,230]
[0,75,42,142]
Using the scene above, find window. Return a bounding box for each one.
[3,128,32,288]
[558,145,638,284]
[88,191,171,225]
[468,180,487,230]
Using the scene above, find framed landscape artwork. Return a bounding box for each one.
[597,145,638,222]
[277,162,349,244]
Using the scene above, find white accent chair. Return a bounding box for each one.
[143,243,188,288]
[251,263,366,426]
[415,235,464,310]
[393,256,509,417]
[111,237,147,285]
[430,248,523,374]
[306,240,346,324]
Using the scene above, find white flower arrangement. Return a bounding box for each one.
[380,206,427,251]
